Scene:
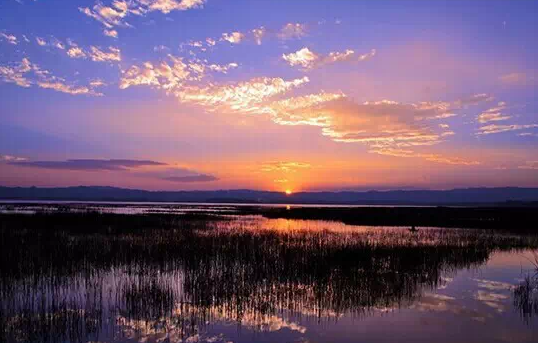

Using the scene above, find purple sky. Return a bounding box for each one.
[1,0,537,191]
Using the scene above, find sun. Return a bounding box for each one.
[285,189,292,195]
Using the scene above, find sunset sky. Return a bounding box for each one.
[1,0,537,192]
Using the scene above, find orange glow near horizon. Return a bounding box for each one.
[285,189,292,195]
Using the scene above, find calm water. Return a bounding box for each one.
[1,208,537,343]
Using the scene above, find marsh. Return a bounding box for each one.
[1,204,538,343]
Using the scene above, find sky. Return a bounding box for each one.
[0,0,537,192]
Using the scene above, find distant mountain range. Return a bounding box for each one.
[1,186,538,206]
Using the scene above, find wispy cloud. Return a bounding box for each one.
[477,123,538,135]
[278,22,307,40]
[261,161,311,172]
[282,47,376,70]
[67,46,87,59]
[0,58,103,96]
[251,26,266,45]
[476,102,510,123]
[161,174,218,182]
[120,55,237,90]
[518,161,538,170]
[221,31,245,44]
[79,0,206,30]
[0,32,18,45]
[174,76,309,113]
[453,93,494,108]
[89,46,122,62]
[499,72,536,86]
[370,148,480,165]
[0,154,27,162]
[10,159,166,171]
[103,29,119,38]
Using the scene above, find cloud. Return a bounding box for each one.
[453,93,494,108]
[477,123,538,135]
[267,94,484,164]
[518,132,538,137]
[0,155,27,162]
[518,161,538,170]
[161,174,218,182]
[221,31,245,44]
[67,46,87,59]
[0,58,102,96]
[270,97,452,146]
[0,58,33,87]
[499,72,536,86]
[36,81,97,96]
[104,29,119,38]
[251,26,266,45]
[278,22,307,40]
[476,102,511,123]
[89,79,107,87]
[120,55,194,89]
[174,76,309,113]
[79,0,206,29]
[0,32,18,45]
[89,46,121,62]
[136,166,219,182]
[261,161,311,172]
[10,159,166,171]
[34,36,67,50]
[282,47,376,70]
[36,37,47,46]
[370,148,480,165]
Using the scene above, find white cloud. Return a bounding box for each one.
[251,26,266,45]
[36,37,47,46]
[0,58,102,96]
[89,46,121,62]
[281,47,318,69]
[79,0,206,28]
[104,29,119,38]
[120,55,192,89]
[67,46,87,59]
[0,32,18,45]
[120,55,240,91]
[174,76,309,113]
[278,22,307,40]
[476,102,510,123]
[89,79,107,87]
[282,47,376,70]
[477,123,538,135]
[221,31,245,44]
[36,81,97,96]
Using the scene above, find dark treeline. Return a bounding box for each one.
[1,212,538,342]
[1,186,538,205]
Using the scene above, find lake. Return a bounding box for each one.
[1,205,537,342]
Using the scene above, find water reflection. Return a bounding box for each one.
[1,213,538,342]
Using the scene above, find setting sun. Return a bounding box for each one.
[285,190,292,195]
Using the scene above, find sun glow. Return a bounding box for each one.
[285,189,292,195]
